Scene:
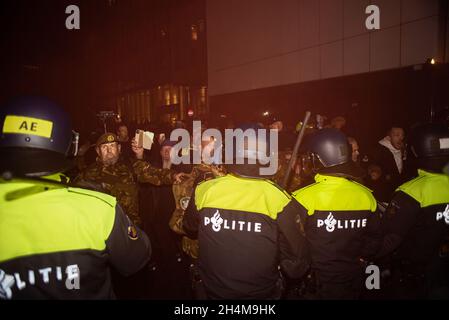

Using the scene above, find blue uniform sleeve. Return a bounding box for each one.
[360,208,383,260]
[105,205,152,276]
[376,191,420,259]
[277,200,310,279]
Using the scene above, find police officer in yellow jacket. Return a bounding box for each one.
[0,96,151,299]
[292,128,382,300]
[377,123,449,299]
[182,124,309,299]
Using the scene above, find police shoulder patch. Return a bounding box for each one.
[180,196,191,210]
[128,225,139,240]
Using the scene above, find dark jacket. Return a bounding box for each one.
[370,138,409,198]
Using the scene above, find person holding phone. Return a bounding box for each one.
[75,132,187,227]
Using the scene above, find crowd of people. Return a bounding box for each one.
[64,110,448,299]
[1,96,448,300]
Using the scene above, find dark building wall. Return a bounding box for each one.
[206,0,449,148]
[207,0,445,96]
[210,63,449,149]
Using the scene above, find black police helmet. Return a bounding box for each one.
[0,96,73,177]
[409,123,449,159]
[306,128,350,169]
[226,123,276,178]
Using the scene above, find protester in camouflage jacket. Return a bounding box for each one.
[75,133,185,226]
[169,163,226,259]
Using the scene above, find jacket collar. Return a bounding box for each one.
[314,173,349,183]
[379,136,401,154]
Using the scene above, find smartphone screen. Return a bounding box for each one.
[142,131,155,150]
[135,130,154,149]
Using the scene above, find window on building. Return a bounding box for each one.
[191,24,198,41]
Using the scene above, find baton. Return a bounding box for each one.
[281,111,311,189]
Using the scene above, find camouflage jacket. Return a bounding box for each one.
[75,159,174,226]
[169,164,226,259]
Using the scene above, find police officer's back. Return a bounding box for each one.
[292,129,382,300]
[0,97,151,299]
[182,126,309,299]
[377,123,449,298]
